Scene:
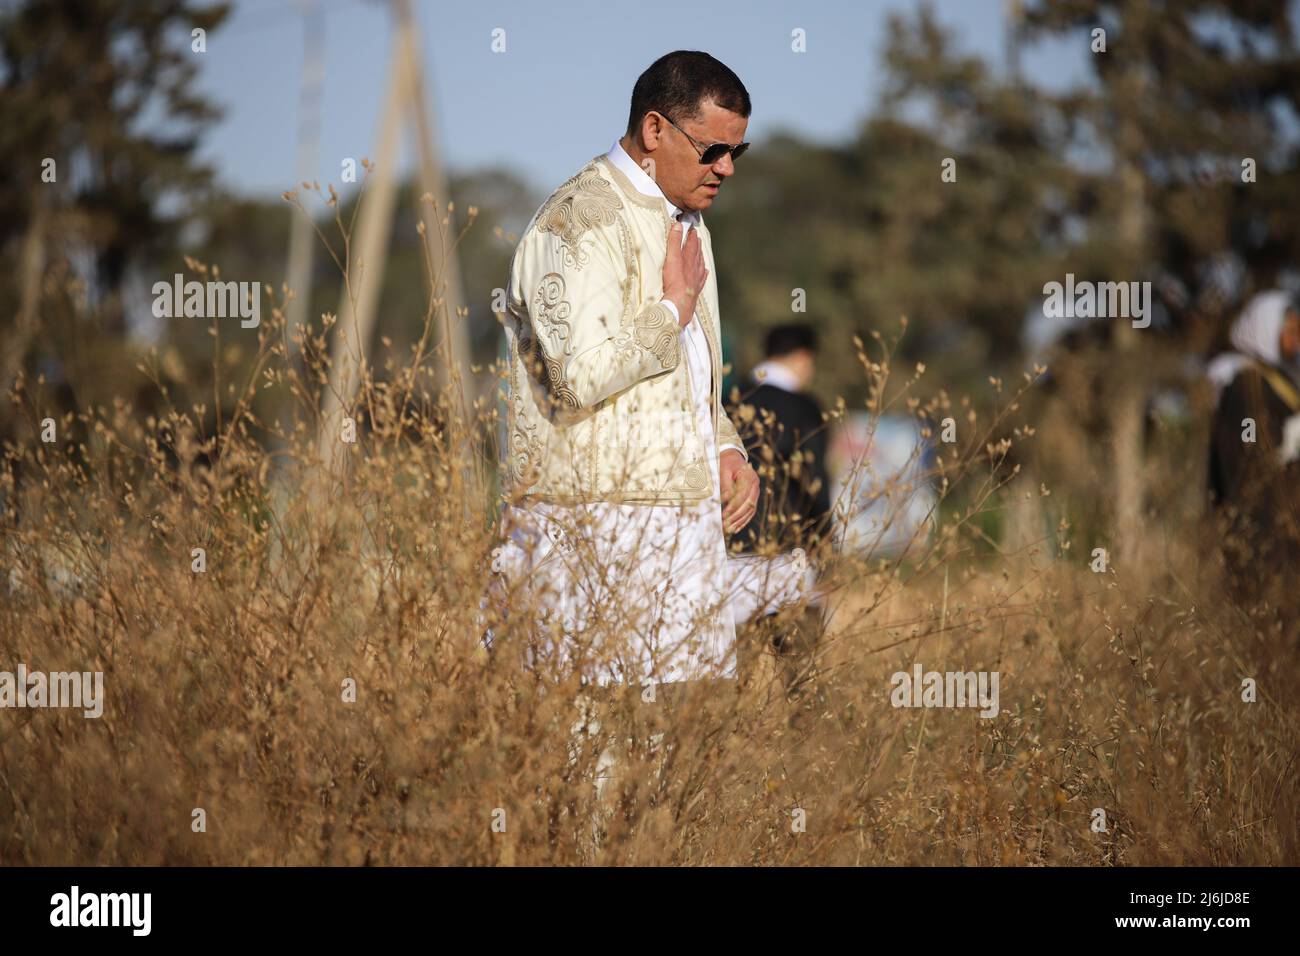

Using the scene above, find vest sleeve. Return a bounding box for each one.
[511,222,681,411]
[718,409,747,461]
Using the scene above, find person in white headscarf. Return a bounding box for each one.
[1207,291,1300,467]
[1205,290,1300,610]
[1206,291,1300,395]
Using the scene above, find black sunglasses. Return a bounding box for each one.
[657,111,748,165]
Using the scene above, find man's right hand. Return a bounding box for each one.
[663,221,708,329]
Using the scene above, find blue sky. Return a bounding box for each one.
[195,0,1090,200]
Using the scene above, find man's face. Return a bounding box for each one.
[643,98,748,212]
[787,348,815,390]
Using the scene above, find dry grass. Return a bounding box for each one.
[1,196,1295,867]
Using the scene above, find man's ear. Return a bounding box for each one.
[640,111,667,152]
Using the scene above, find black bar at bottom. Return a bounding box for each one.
[0,865,1286,942]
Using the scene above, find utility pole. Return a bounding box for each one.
[316,0,469,485]
[1004,0,1024,87]
[271,0,471,590]
[1109,0,1151,575]
[284,0,325,365]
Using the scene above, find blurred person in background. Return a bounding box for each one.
[1205,290,1300,612]
[727,323,833,709]
[729,323,832,554]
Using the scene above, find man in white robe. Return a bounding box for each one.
[489,51,819,694]
[494,146,815,688]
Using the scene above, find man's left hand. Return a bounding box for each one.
[720,448,759,534]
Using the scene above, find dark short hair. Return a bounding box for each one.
[626,51,751,137]
[765,324,817,358]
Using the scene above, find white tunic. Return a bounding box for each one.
[490,142,815,686]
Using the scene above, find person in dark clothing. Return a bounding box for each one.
[727,324,833,556]
[1205,291,1300,613]
[726,324,834,718]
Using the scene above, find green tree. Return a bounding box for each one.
[1020,0,1300,564]
[709,6,1081,406]
[0,0,230,434]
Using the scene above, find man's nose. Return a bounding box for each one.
[711,153,736,178]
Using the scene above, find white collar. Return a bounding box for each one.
[752,360,802,393]
[607,140,701,227]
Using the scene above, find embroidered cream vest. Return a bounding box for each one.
[501,153,743,505]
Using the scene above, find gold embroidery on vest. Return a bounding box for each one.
[631,302,679,368]
[681,461,708,491]
[600,156,668,212]
[614,216,637,318]
[537,164,623,270]
[533,272,575,356]
[505,336,544,488]
[540,352,580,409]
[511,305,579,412]
[691,293,719,448]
